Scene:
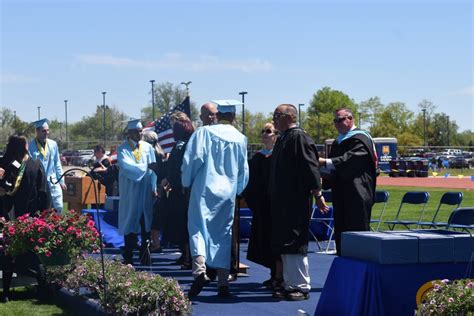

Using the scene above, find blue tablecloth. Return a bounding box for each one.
[82,209,124,248]
[315,257,473,316]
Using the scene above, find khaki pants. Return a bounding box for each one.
[192,255,230,288]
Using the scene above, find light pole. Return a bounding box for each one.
[37,106,41,119]
[238,91,247,135]
[150,80,155,121]
[422,109,427,147]
[298,104,304,127]
[64,100,68,148]
[181,81,192,96]
[102,92,106,147]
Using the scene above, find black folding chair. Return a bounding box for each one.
[384,191,430,230]
[370,191,389,231]
[417,192,463,228]
[446,207,474,232]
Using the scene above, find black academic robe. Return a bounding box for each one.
[160,141,190,248]
[269,127,321,255]
[0,158,51,218]
[324,131,377,255]
[242,151,274,268]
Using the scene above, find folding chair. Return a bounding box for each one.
[309,191,335,253]
[417,192,463,228]
[370,191,389,231]
[446,207,474,232]
[384,191,430,230]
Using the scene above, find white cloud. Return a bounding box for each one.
[76,53,273,73]
[453,86,474,96]
[0,73,39,84]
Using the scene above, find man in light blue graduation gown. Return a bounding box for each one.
[181,100,249,298]
[28,118,66,212]
[118,119,157,265]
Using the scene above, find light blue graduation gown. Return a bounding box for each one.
[117,139,157,235]
[181,124,249,269]
[28,138,64,211]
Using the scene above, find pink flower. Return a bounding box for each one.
[8,226,15,235]
[45,250,52,257]
[38,238,46,244]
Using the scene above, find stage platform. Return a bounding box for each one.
[104,241,335,316]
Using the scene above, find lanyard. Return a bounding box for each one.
[35,139,48,158]
[8,157,27,196]
[128,139,142,163]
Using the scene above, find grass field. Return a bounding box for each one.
[0,287,69,316]
[372,186,473,231]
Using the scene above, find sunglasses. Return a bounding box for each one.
[261,129,273,134]
[273,112,289,119]
[333,116,351,123]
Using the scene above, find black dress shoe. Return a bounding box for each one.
[188,273,208,298]
[217,286,232,298]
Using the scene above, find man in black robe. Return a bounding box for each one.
[269,104,328,301]
[319,107,377,256]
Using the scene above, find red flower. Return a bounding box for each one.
[45,250,52,257]
[8,226,15,235]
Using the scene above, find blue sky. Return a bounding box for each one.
[1,0,473,132]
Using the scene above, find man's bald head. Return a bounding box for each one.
[200,102,218,126]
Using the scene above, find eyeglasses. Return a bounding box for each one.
[273,112,289,119]
[261,129,273,134]
[333,116,351,124]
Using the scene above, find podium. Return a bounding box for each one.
[64,176,106,211]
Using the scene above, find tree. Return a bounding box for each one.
[358,97,384,131]
[69,105,128,149]
[0,107,30,146]
[370,102,415,140]
[141,82,198,123]
[307,87,356,142]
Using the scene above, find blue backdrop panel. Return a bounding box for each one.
[315,257,473,316]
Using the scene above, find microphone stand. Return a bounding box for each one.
[51,168,108,305]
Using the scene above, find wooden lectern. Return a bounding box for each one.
[64,176,106,211]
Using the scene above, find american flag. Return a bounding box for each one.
[143,96,191,153]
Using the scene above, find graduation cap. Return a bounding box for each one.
[211,99,243,113]
[127,119,143,130]
[33,118,49,129]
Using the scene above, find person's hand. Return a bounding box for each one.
[316,196,329,214]
[93,166,107,173]
[161,178,172,194]
[60,183,67,191]
[318,158,326,166]
[0,168,5,180]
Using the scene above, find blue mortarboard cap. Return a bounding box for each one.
[211,99,243,113]
[33,118,49,129]
[127,119,143,130]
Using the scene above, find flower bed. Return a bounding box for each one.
[1,209,101,260]
[47,257,192,315]
[416,279,474,315]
